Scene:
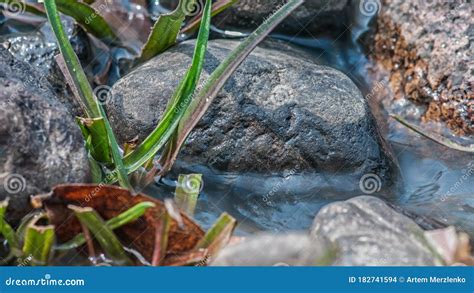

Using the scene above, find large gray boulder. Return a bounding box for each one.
[311,196,443,266]
[161,0,351,37]
[0,48,90,223]
[211,233,336,266]
[108,39,396,188]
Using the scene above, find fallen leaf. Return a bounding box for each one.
[35,184,204,263]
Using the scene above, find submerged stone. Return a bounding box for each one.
[109,39,397,190]
[212,196,442,266]
[107,40,395,187]
[310,196,443,265]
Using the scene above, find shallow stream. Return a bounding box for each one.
[146,4,474,237]
[1,1,472,238]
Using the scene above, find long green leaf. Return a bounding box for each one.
[55,202,155,251]
[119,0,212,177]
[159,0,305,173]
[22,224,55,266]
[55,0,120,46]
[69,205,132,265]
[44,0,100,118]
[76,117,112,164]
[391,114,474,153]
[195,212,236,258]
[0,199,21,258]
[100,106,133,189]
[138,0,197,63]
[45,0,131,188]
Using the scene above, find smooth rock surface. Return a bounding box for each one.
[0,48,90,223]
[311,196,443,266]
[211,233,336,266]
[1,18,89,115]
[109,39,396,186]
[161,0,350,37]
[372,0,473,135]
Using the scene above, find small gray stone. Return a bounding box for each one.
[0,48,90,223]
[211,233,336,266]
[310,196,443,266]
[109,39,396,187]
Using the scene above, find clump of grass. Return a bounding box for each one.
[0,197,154,266]
[43,0,304,187]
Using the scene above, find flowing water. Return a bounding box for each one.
[1,1,472,237]
[146,4,474,237]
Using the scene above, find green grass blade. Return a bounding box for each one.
[138,0,197,63]
[45,0,131,188]
[391,114,474,153]
[44,0,100,118]
[174,174,202,216]
[55,202,155,251]
[76,117,112,164]
[100,107,133,189]
[119,0,212,176]
[160,0,305,172]
[0,199,21,257]
[55,0,120,46]
[69,205,132,265]
[22,224,55,266]
[195,212,236,257]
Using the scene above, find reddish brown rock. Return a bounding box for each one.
[370,0,473,135]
